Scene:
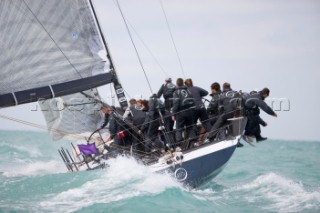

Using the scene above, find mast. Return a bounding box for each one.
[88,0,128,110]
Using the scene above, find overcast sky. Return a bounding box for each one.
[0,0,319,141]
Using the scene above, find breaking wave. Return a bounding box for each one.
[191,172,320,213]
[39,156,182,212]
[2,160,65,177]
[237,172,320,213]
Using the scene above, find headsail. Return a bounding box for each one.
[0,0,126,108]
[38,89,103,140]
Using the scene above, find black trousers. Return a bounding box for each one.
[164,98,173,111]
[194,107,212,132]
[245,114,265,137]
[146,118,164,152]
[175,109,196,143]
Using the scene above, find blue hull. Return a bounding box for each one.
[168,143,238,187]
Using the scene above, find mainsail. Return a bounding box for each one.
[0,0,127,109]
[0,0,129,139]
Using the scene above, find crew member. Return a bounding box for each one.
[141,94,166,153]
[207,82,240,140]
[107,106,130,146]
[184,78,211,136]
[100,106,110,129]
[157,77,176,111]
[207,82,222,126]
[244,88,277,142]
[171,78,196,148]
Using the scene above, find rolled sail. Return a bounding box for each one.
[0,0,113,107]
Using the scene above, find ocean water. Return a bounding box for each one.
[0,130,319,213]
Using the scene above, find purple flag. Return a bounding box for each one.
[78,143,98,156]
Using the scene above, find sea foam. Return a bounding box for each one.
[39,156,182,212]
[233,172,320,212]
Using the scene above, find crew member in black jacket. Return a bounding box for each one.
[157,77,176,111]
[184,78,211,135]
[244,88,277,142]
[171,78,196,148]
[206,82,240,140]
[207,82,222,126]
[107,107,130,146]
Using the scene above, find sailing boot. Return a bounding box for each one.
[256,135,267,142]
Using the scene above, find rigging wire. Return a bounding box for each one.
[112,0,169,76]
[0,113,85,140]
[21,0,83,79]
[159,0,186,78]
[125,20,169,77]
[115,0,154,95]
[90,0,123,85]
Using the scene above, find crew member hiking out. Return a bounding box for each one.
[206,82,241,141]
[244,88,277,143]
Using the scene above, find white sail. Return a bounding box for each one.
[0,0,115,107]
[39,89,103,140]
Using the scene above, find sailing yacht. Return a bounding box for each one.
[0,0,246,187]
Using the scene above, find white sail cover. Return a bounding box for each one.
[39,89,104,141]
[0,0,109,95]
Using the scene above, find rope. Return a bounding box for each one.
[115,0,154,94]
[159,0,186,78]
[0,113,86,140]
